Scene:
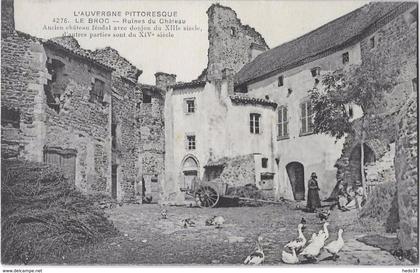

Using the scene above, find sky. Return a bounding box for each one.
[15,0,369,85]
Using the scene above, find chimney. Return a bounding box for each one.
[222,68,235,95]
[249,43,267,62]
[155,72,177,91]
[1,0,15,36]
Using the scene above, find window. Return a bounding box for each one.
[143,93,151,103]
[369,36,375,49]
[90,78,105,103]
[342,52,349,65]
[230,27,236,36]
[1,107,20,128]
[250,113,261,134]
[261,158,268,168]
[300,101,314,135]
[278,75,284,87]
[185,98,195,113]
[186,135,196,150]
[310,67,321,77]
[277,106,288,139]
[413,78,418,93]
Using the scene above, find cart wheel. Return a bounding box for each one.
[196,186,219,208]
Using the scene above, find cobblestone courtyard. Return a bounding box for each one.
[60,203,412,265]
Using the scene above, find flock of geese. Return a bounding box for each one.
[160,208,344,265]
[244,222,344,265]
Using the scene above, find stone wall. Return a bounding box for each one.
[1,30,48,162]
[138,85,165,202]
[395,95,418,253]
[43,42,113,195]
[93,47,143,201]
[1,0,15,36]
[206,4,268,80]
[334,5,417,190]
[216,154,255,187]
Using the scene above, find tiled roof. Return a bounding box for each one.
[235,2,414,86]
[230,94,277,109]
[172,80,207,90]
[43,36,114,72]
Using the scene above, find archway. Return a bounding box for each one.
[286,162,305,201]
[348,143,375,186]
[182,156,199,191]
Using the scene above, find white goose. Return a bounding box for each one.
[284,223,306,252]
[324,229,344,261]
[244,236,264,265]
[317,222,330,242]
[308,232,317,244]
[281,247,299,264]
[299,224,329,262]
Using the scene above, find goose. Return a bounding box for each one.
[281,247,299,264]
[284,223,306,252]
[213,216,225,228]
[205,216,216,226]
[299,237,324,263]
[317,209,331,223]
[181,218,195,228]
[160,208,167,219]
[308,232,317,244]
[324,229,344,261]
[318,222,330,242]
[244,236,264,265]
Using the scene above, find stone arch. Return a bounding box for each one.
[180,155,200,190]
[286,161,305,201]
[345,143,376,187]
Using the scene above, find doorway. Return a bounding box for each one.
[182,156,199,190]
[286,162,305,201]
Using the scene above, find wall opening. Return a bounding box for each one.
[1,107,20,128]
[45,58,66,113]
[182,156,199,191]
[347,143,376,186]
[43,146,77,185]
[111,164,118,199]
[286,162,305,201]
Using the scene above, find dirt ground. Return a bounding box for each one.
[57,202,412,265]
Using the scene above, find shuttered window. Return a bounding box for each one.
[250,113,261,134]
[300,101,314,135]
[277,106,288,139]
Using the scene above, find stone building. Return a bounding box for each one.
[1,0,165,202]
[165,3,417,252]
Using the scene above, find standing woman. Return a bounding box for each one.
[307,172,321,212]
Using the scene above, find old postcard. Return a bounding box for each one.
[1,0,418,270]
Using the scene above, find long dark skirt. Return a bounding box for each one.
[307,189,321,210]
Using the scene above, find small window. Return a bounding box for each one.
[369,36,375,49]
[143,93,152,103]
[342,52,349,65]
[300,101,314,135]
[278,75,284,87]
[277,106,288,139]
[310,67,321,77]
[261,158,268,168]
[1,107,20,128]
[250,113,261,134]
[412,78,418,93]
[185,98,195,113]
[230,27,236,36]
[186,135,196,150]
[90,78,105,103]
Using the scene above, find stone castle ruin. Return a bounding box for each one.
[1,0,417,255]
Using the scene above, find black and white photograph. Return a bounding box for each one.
[0,0,418,270]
